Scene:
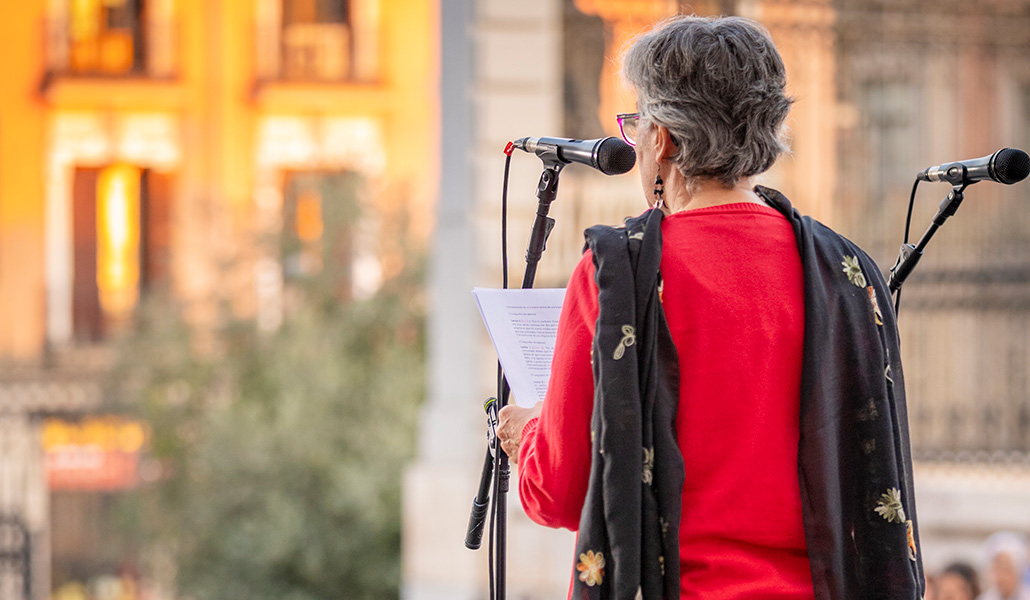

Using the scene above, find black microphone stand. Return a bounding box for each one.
[889,182,968,294]
[465,157,566,600]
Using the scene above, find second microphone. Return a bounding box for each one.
[513,136,637,176]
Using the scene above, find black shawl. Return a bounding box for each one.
[572,188,925,600]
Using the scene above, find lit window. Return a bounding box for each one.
[96,164,142,321]
[281,171,368,300]
[67,0,142,75]
[70,165,173,341]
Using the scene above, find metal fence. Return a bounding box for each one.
[0,515,30,600]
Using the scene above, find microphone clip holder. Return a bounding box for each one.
[484,397,499,458]
[889,183,967,294]
[464,396,500,551]
[524,161,564,271]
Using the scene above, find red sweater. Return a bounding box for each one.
[517,202,816,600]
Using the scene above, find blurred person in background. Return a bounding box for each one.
[937,562,981,600]
[978,532,1030,600]
[498,14,923,600]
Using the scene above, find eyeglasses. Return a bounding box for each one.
[616,113,640,146]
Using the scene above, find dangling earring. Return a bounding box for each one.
[652,174,665,210]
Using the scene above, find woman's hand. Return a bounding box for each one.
[497,402,543,464]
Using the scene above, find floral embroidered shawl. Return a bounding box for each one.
[572,188,925,600]
[576,207,683,600]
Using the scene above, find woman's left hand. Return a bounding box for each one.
[497,402,543,464]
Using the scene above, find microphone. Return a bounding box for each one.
[513,136,637,175]
[917,147,1030,186]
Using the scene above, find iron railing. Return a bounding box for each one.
[43,17,178,80]
[255,22,379,83]
[0,515,31,600]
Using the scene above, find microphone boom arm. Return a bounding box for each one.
[889,183,967,294]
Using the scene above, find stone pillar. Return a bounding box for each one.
[403,1,485,598]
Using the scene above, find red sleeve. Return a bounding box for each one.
[516,251,598,530]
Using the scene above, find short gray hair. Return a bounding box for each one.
[622,16,793,188]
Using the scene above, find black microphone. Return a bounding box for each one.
[917,147,1030,186]
[513,136,637,176]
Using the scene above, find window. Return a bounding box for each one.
[71,165,172,342]
[284,0,351,25]
[66,0,146,75]
[281,171,362,300]
[861,80,917,188]
[562,2,606,139]
[272,0,378,82]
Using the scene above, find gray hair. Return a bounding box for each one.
[621,16,793,188]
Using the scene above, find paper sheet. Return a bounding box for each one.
[473,287,567,407]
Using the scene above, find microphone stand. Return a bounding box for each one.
[465,158,566,600]
[889,182,968,294]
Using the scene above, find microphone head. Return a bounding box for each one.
[992,147,1030,184]
[595,137,637,175]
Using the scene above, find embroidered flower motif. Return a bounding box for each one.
[613,325,636,360]
[861,439,876,455]
[577,550,605,587]
[906,519,917,561]
[842,255,867,288]
[867,286,883,325]
[874,488,906,524]
[857,398,879,422]
[642,447,655,485]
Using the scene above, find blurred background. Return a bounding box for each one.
[1,0,1029,599]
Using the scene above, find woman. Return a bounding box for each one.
[978,532,1030,600]
[496,15,924,600]
[937,562,981,600]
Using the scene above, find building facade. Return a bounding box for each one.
[0,1,435,598]
[411,1,1030,598]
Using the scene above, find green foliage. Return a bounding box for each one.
[108,202,424,600]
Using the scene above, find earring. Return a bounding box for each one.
[652,174,665,209]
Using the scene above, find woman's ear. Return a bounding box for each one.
[653,124,677,162]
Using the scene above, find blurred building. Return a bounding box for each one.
[0,0,435,598]
[412,0,1030,598]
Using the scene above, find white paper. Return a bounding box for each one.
[473,287,567,407]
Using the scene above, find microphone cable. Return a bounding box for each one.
[487,142,515,600]
[894,178,921,316]
[502,142,512,291]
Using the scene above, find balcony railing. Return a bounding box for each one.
[910,397,1030,464]
[43,17,178,81]
[902,270,1030,464]
[255,22,377,84]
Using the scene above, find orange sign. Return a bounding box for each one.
[43,417,149,491]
